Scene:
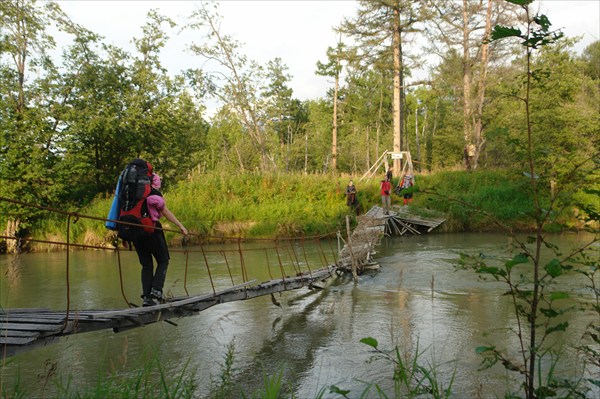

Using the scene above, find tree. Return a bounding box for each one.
[581,40,600,80]
[427,0,519,170]
[316,39,346,173]
[464,2,598,397]
[185,2,275,172]
[262,57,295,171]
[339,0,429,176]
[0,0,66,237]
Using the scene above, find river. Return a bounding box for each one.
[1,232,598,398]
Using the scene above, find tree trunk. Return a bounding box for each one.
[332,55,340,173]
[462,0,473,170]
[472,0,493,170]
[376,73,383,161]
[392,8,403,176]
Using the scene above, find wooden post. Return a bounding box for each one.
[346,216,358,281]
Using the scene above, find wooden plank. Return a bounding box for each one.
[0,323,63,332]
[0,330,40,338]
[0,336,37,345]
[1,316,65,324]
[0,308,51,314]
[89,280,258,319]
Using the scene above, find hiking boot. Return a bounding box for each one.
[150,288,164,303]
[142,296,158,307]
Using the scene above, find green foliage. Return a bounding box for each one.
[2,354,198,399]
[211,340,238,399]
[454,4,600,398]
[581,40,600,80]
[416,170,537,230]
[326,338,455,399]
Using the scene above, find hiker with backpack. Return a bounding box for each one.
[109,159,188,307]
[398,173,414,206]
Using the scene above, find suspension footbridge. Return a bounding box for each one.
[1,197,444,357]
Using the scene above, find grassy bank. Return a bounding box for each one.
[28,169,592,250]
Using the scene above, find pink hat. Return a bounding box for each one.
[151,174,161,189]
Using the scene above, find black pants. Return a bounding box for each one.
[133,223,170,297]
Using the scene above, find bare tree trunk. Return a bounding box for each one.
[392,8,402,176]
[376,74,383,160]
[332,55,340,173]
[304,130,308,174]
[472,0,493,170]
[366,126,370,171]
[415,107,421,172]
[462,0,473,170]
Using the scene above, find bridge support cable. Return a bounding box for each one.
[115,244,133,307]
[327,239,338,266]
[285,244,301,276]
[300,238,313,278]
[183,250,190,297]
[62,213,76,333]
[237,238,249,285]
[220,250,236,286]
[199,243,215,295]
[316,240,328,268]
[274,246,287,285]
[264,248,275,281]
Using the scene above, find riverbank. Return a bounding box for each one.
[9,169,597,252]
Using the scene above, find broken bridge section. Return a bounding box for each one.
[336,205,445,274]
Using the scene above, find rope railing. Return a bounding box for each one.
[0,196,341,317]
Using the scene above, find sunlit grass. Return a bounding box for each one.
[26,168,591,249]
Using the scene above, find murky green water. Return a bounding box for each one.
[1,232,597,398]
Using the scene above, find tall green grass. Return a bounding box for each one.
[413,170,542,231]
[27,169,588,249]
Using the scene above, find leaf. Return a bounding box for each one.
[360,337,378,349]
[329,385,351,395]
[540,307,559,318]
[477,266,507,278]
[506,0,534,5]
[550,291,569,301]
[491,25,522,41]
[476,346,495,354]
[546,322,568,334]
[506,253,529,269]
[544,258,562,277]
[533,14,552,31]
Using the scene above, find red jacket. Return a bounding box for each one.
[381,180,391,196]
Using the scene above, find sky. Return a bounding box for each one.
[54,0,599,107]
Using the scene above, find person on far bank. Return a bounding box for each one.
[380,177,392,215]
[137,173,188,306]
[386,168,393,185]
[399,173,414,206]
[345,180,359,214]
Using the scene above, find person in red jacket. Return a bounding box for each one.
[380,177,392,215]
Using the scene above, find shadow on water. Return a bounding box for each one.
[223,274,356,397]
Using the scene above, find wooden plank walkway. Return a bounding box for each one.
[337,206,388,273]
[337,205,445,274]
[1,266,335,357]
